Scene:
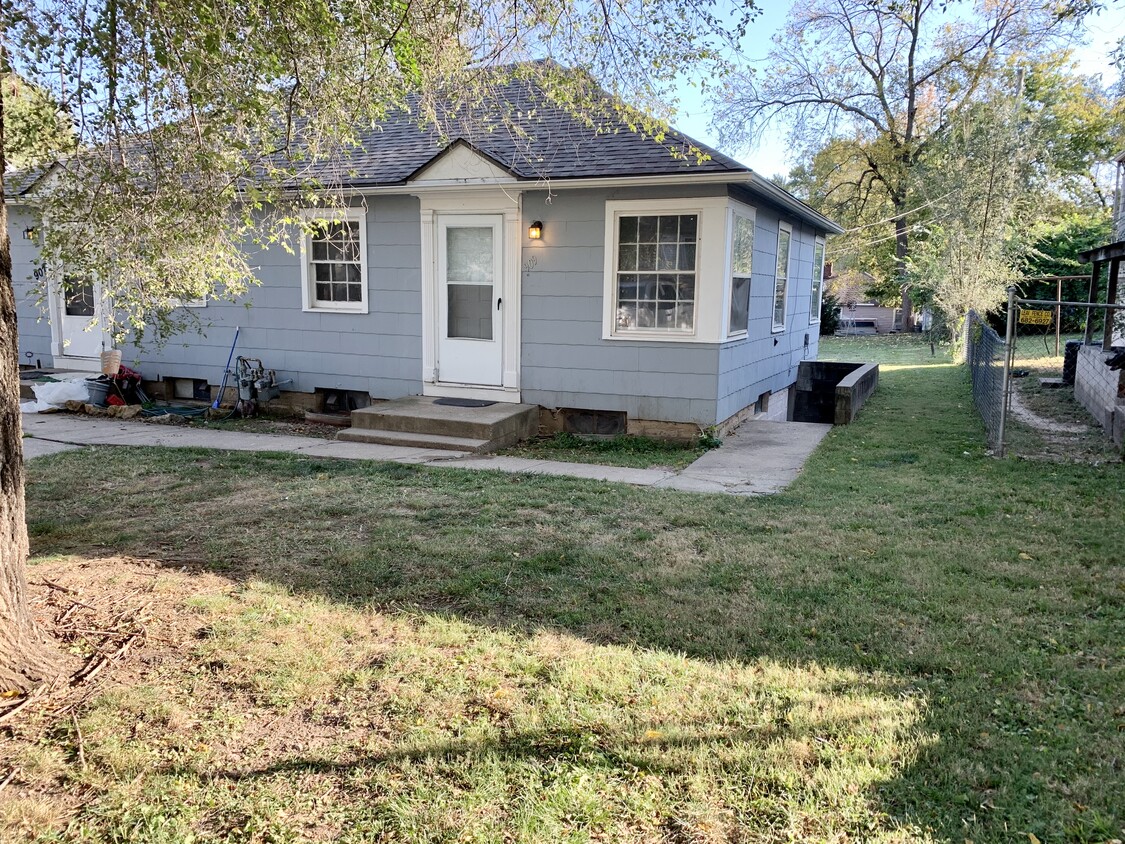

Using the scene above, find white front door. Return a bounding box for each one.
[436,215,504,386]
[57,274,106,360]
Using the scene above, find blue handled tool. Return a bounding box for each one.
[212,326,240,409]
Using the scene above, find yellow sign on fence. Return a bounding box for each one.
[1019,308,1053,326]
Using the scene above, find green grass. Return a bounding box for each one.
[499,431,712,469]
[819,333,950,367]
[9,350,1124,842]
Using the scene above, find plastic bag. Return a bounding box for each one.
[20,378,91,413]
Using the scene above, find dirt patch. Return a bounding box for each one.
[0,558,231,835]
[1005,371,1121,464]
[1008,387,1090,435]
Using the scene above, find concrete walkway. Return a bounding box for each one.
[21,412,832,497]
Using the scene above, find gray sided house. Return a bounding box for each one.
[7,78,841,436]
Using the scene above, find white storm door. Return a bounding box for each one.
[436,215,504,386]
[58,275,105,359]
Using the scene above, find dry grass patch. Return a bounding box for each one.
[2,557,927,843]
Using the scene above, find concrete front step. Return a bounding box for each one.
[343,396,538,452]
[336,427,490,452]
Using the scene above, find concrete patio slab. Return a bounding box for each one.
[20,411,831,497]
[657,420,832,496]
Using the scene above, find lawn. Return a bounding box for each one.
[499,431,712,469]
[818,332,949,367]
[4,344,1123,843]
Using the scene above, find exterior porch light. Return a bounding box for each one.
[527,220,543,240]
[22,226,37,241]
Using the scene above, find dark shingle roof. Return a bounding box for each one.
[298,72,749,187]
[4,163,55,197]
[5,66,842,233]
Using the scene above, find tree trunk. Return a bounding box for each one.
[894,209,913,332]
[0,58,62,693]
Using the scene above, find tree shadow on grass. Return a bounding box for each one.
[24,364,1124,841]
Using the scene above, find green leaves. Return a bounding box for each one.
[6,0,747,348]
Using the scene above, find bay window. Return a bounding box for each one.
[773,223,792,332]
[727,209,754,336]
[810,238,825,324]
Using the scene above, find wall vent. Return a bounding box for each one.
[560,408,627,436]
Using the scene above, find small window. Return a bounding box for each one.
[301,209,368,313]
[773,223,792,332]
[810,238,825,324]
[63,275,96,317]
[728,211,754,335]
[613,213,697,333]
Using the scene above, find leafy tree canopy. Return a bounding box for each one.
[1,73,75,169]
[714,0,1091,328]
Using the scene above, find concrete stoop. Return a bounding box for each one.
[338,396,538,453]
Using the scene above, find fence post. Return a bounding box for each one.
[997,286,1017,457]
[1055,277,1062,357]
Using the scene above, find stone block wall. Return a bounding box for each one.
[1074,344,1125,446]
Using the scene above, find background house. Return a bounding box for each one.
[8,73,842,438]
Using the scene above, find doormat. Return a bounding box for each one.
[434,398,497,408]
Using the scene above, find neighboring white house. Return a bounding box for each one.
[7,69,842,435]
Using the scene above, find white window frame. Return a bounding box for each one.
[810,237,825,325]
[299,206,369,314]
[601,197,728,343]
[772,222,793,334]
[173,295,207,309]
[725,204,755,339]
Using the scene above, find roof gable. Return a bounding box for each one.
[406,140,518,185]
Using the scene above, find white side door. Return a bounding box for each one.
[436,214,504,386]
[56,274,106,360]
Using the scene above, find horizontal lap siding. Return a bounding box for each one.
[120,196,423,398]
[717,203,822,422]
[9,207,56,367]
[520,187,722,425]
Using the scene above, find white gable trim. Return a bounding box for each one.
[409,142,517,186]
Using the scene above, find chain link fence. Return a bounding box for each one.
[966,294,1124,461]
[964,310,1007,450]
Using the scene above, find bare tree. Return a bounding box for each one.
[717,0,1085,328]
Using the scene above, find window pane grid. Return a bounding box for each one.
[310,220,362,305]
[615,214,697,332]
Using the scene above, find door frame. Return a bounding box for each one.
[418,190,522,403]
[47,269,111,365]
[435,213,505,388]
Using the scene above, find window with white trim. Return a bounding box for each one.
[602,197,762,343]
[612,212,698,334]
[727,210,754,335]
[300,208,368,313]
[773,223,792,332]
[810,238,825,324]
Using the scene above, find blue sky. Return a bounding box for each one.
[672,0,1125,177]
